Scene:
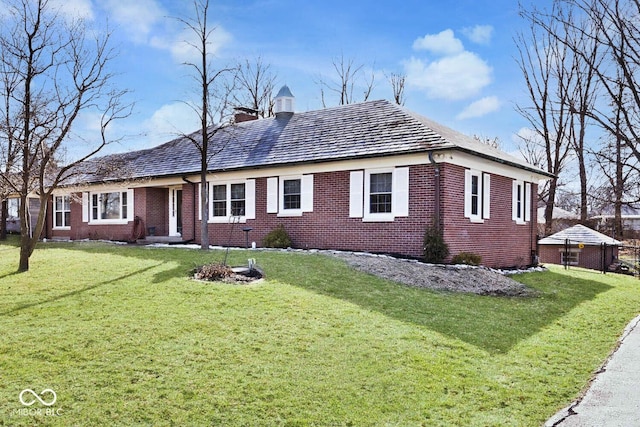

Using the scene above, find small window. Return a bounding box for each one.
[212,185,227,217]
[561,250,580,266]
[54,195,71,228]
[369,172,392,214]
[464,170,490,222]
[7,198,19,218]
[512,181,531,224]
[283,179,301,210]
[471,174,480,216]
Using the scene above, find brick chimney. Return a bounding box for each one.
[234,107,259,123]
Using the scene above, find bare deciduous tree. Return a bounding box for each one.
[386,72,406,106]
[316,54,376,107]
[234,57,277,118]
[177,0,237,250]
[0,0,132,271]
[516,3,576,234]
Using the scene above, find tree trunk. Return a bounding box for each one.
[544,179,558,235]
[200,167,209,250]
[17,195,30,272]
[0,199,7,240]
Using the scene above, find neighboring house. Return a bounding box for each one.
[590,205,640,238]
[1,196,41,234]
[538,224,621,271]
[537,204,580,236]
[45,86,551,268]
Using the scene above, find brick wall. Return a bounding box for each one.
[539,244,618,271]
[193,165,437,257]
[440,163,538,268]
[47,161,541,268]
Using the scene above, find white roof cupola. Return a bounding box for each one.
[274,85,295,116]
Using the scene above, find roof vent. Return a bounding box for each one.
[274,85,295,117]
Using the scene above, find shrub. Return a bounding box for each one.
[451,252,482,266]
[194,263,234,281]
[423,223,449,264]
[262,224,292,249]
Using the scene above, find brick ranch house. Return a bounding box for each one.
[45,87,552,268]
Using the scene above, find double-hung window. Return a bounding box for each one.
[212,185,228,217]
[369,173,393,214]
[464,170,490,222]
[54,195,71,228]
[208,180,255,222]
[512,180,531,224]
[283,179,302,210]
[267,175,313,216]
[7,198,19,218]
[349,167,409,222]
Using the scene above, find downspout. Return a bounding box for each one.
[428,152,441,230]
[182,176,197,242]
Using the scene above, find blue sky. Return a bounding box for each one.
[47,0,550,155]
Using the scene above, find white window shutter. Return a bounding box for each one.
[245,179,256,219]
[512,181,519,221]
[126,189,134,221]
[82,192,89,222]
[525,182,531,222]
[482,173,491,219]
[197,183,202,221]
[349,171,364,218]
[302,174,314,212]
[464,169,472,218]
[267,177,278,213]
[393,167,409,217]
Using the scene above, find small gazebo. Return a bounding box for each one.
[538,224,622,271]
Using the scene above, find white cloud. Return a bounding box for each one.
[412,29,464,56]
[150,25,232,63]
[456,96,501,119]
[140,102,201,147]
[101,0,166,43]
[404,51,492,100]
[49,0,94,20]
[462,25,494,45]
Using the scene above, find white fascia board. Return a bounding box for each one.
[432,150,550,183]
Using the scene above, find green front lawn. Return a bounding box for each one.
[1,240,639,426]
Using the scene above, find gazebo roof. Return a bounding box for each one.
[538,224,622,246]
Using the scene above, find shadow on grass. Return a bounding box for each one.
[312,267,613,354]
[0,264,162,316]
[32,242,614,354]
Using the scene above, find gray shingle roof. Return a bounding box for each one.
[71,100,551,184]
[538,224,622,246]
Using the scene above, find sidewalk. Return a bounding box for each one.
[545,315,640,427]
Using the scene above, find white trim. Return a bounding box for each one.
[482,173,491,219]
[393,167,409,217]
[266,177,278,213]
[464,169,485,223]
[208,180,252,224]
[301,174,314,212]
[82,192,89,223]
[349,171,364,218]
[364,168,395,222]
[53,194,71,229]
[278,175,304,217]
[88,189,133,225]
[524,182,531,222]
[512,180,528,225]
[245,179,256,220]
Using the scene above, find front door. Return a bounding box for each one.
[168,187,183,237]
